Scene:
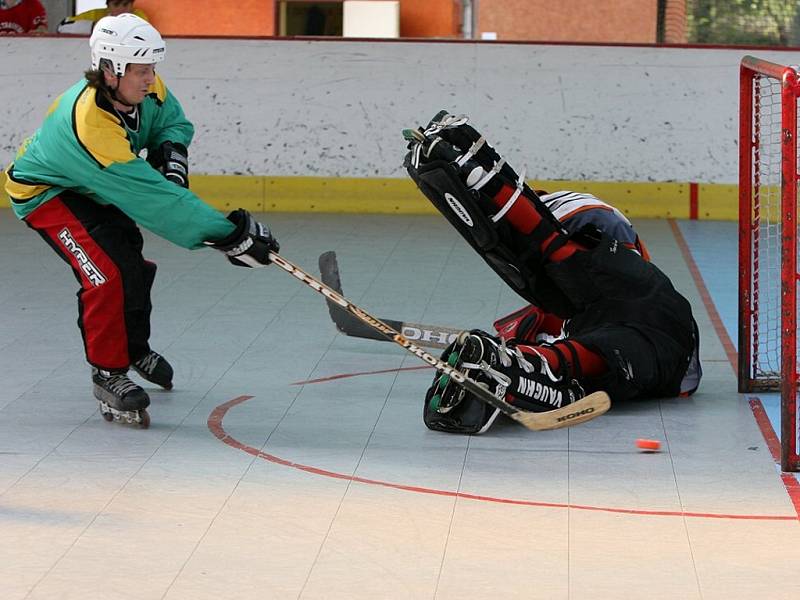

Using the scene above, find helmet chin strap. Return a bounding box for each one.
[104,69,136,109]
[110,87,136,109]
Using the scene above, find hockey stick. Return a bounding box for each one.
[270,251,610,431]
[318,251,459,349]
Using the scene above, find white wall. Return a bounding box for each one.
[343,1,400,38]
[2,37,800,183]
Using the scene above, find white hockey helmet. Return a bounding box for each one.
[89,14,166,76]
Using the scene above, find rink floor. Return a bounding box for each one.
[1,210,798,600]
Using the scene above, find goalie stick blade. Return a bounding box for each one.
[271,251,609,432]
[318,251,461,349]
[510,391,611,431]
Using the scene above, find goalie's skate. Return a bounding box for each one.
[405,126,467,170]
[427,336,485,414]
[405,110,528,197]
[93,368,151,429]
[402,128,425,143]
[402,111,469,145]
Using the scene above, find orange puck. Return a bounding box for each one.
[635,438,661,451]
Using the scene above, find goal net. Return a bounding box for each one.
[739,55,800,472]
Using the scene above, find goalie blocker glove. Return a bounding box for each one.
[424,329,585,434]
[147,141,189,188]
[206,208,280,267]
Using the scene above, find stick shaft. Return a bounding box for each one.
[270,252,521,419]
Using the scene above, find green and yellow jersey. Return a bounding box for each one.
[57,8,149,34]
[5,76,234,249]
[71,8,149,22]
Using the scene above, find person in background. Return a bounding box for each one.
[58,0,147,34]
[5,14,279,427]
[0,0,47,34]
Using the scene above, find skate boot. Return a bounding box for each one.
[92,368,151,428]
[404,125,466,169]
[131,350,173,390]
[406,110,521,186]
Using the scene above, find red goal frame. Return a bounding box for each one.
[739,55,800,472]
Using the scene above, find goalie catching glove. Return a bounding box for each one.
[424,329,585,434]
[206,208,280,267]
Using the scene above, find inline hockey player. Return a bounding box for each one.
[404,111,701,434]
[4,14,279,427]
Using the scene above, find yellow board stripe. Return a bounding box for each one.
[1,173,740,220]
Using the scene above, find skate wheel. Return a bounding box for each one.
[102,411,113,422]
[138,410,150,429]
[163,382,173,391]
[429,393,442,412]
[402,128,425,142]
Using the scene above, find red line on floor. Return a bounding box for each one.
[669,219,800,518]
[669,219,738,369]
[750,397,800,516]
[749,397,783,464]
[208,394,797,522]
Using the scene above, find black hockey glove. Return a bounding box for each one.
[148,141,189,188]
[206,209,280,268]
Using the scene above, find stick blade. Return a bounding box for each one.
[511,391,611,431]
[318,251,346,331]
[318,251,402,340]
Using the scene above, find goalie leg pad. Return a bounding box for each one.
[423,330,586,434]
[408,161,578,315]
[409,162,499,251]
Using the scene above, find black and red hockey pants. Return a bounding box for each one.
[25,192,155,371]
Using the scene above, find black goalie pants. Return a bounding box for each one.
[545,236,696,402]
[25,192,155,371]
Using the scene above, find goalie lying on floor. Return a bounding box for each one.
[404,111,702,434]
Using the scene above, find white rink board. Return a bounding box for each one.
[2,37,800,183]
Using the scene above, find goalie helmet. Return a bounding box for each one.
[90,14,166,76]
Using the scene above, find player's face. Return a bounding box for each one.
[117,63,156,106]
[107,0,135,16]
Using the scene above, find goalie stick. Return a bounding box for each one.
[269,251,610,431]
[318,251,459,349]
